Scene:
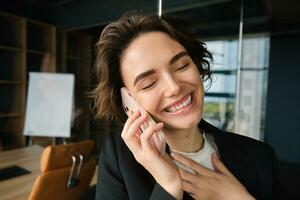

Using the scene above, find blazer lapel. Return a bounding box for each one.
[199,119,256,194]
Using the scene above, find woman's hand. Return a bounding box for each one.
[121,111,183,199]
[171,152,255,200]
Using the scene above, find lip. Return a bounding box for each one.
[162,92,195,116]
[162,92,193,111]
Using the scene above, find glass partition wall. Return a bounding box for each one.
[200,0,270,141]
[205,36,269,140]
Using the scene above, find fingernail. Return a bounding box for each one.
[134,111,141,117]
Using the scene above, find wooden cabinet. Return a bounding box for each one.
[57,31,92,141]
[0,12,56,149]
[27,20,56,73]
[0,13,26,149]
[0,11,94,150]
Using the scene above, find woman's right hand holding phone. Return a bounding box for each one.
[121,111,183,200]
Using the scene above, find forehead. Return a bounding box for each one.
[120,31,186,82]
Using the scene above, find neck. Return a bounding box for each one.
[163,126,204,153]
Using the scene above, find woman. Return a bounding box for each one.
[92,13,283,200]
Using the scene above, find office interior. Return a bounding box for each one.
[0,0,299,199]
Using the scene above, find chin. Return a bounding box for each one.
[160,111,202,131]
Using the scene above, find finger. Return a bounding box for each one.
[140,123,164,153]
[122,113,148,153]
[126,113,148,138]
[182,179,197,198]
[212,152,234,177]
[123,112,147,139]
[123,111,141,132]
[178,169,198,183]
[171,152,215,177]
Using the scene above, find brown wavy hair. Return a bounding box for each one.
[91,13,213,121]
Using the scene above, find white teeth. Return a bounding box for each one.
[166,95,192,113]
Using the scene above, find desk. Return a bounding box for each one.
[0,145,97,200]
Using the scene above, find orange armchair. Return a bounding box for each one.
[29,140,96,200]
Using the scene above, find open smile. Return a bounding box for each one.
[163,92,194,114]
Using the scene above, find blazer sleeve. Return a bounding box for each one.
[95,133,128,200]
[95,132,177,200]
[149,183,177,200]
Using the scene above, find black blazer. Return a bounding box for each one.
[96,120,284,200]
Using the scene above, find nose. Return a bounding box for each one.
[163,74,180,97]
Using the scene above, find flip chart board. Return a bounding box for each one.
[24,72,74,138]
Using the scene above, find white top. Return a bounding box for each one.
[171,132,217,173]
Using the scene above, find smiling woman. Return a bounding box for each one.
[120,32,204,131]
[92,14,212,123]
[92,13,284,200]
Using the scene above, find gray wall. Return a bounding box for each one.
[265,32,300,164]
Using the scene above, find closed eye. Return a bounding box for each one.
[177,63,189,71]
[141,81,156,90]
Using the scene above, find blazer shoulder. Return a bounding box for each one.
[102,122,125,150]
[200,119,275,157]
[225,131,274,153]
[216,130,275,162]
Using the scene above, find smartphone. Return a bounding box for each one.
[120,87,166,155]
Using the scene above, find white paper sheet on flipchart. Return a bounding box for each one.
[23,72,74,138]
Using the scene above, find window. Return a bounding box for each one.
[204,35,270,141]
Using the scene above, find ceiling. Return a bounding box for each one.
[1,0,300,38]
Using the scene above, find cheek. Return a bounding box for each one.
[187,67,204,104]
[181,63,202,82]
[183,68,203,92]
[136,93,161,114]
[191,67,202,83]
[196,81,205,104]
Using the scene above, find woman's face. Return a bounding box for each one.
[120,31,204,130]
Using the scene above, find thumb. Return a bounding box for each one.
[212,152,234,177]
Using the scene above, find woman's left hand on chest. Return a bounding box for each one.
[170,152,255,200]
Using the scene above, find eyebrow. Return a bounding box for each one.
[133,69,156,87]
[133,51,189,86]
[169,51,189,65]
